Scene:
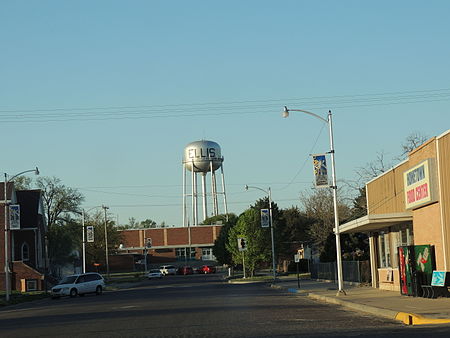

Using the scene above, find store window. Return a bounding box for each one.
[378,231,391,268]
[398,224,414,246]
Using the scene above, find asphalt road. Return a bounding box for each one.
[2,274,450,337]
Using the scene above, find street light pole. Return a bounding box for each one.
[102,205,110,276]
[3,167,39,302]
[81,210,86,273]
[283,107,345,295]
[245,185,277,282]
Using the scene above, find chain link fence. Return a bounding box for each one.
[310,260,371,283]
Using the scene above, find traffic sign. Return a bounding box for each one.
[238,237,247,251]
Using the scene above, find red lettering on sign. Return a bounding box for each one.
[415,183,429,201]
[407,189,416,204]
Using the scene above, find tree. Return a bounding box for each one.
[11,176,33,190]
[32,177,85,271]
[140,219,157,228]
[210,214,238,266]
[47,219,80,269]
[301,188,351,259]
[396,131,429,161]
[36,176,84,227]
[84,211,123,271]
[227,208,271,277]
[127,217,140,229]
[278,206,314,259]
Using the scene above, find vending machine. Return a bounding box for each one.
[398,245,435,296]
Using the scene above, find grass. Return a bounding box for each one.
[230,272,311,282]
[0,291,50,307]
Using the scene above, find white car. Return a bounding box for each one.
[51,272,105,298]
[147,269,163,279]
[159,265,177,275]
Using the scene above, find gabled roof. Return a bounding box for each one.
[16,190,43,228]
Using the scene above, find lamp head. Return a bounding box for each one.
[35,167,40,176]
[244,185,249,191]
[282,106,289,118]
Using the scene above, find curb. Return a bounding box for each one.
[270,284,450,326]
[306,292,398,321]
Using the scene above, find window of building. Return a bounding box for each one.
[378,231,391,268]
[175,247,195,259]
[398,224,414,246]
[175,248,186,258]
[26,279,38,291]
[201,248,215,261]
[21,242,30,261]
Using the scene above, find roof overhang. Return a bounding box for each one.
[339,212,413,234]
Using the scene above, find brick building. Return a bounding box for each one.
[1,183,47,291]
[112,225,222,270]
[340,129,450,292]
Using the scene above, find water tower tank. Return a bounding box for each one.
[183,140,223,172]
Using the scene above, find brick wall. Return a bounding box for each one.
[12,261,45,291]
[119,225,222,248]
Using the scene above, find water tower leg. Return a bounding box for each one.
[201,173,208,222]
[220,165,229,220]
[212,171,219,216]
[193,172,198,226]
[183,164,186,227]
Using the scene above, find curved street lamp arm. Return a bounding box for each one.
[283,106,328,124]
[6,167,39,183]
[244,185,268,195]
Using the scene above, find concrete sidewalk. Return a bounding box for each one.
[270,278,450,326]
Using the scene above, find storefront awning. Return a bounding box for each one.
[338,212,413,234]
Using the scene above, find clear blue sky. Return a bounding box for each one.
[2,1,450,226]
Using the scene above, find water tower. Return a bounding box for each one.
[182,140,228,226]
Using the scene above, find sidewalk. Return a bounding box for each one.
[270,278,450,326]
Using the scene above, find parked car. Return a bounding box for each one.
[147,269,163,279]
[177,266,194,275]
[159,265,177,275]
[51,272,105,299]
[196,265,216,274]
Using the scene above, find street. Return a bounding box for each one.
[2,274,450,337]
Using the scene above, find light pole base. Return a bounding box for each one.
[336,289,347,296]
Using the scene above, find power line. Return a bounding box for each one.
[0,88,449,123]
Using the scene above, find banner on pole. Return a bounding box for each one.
[312,154,329,188]
[9,204,20,230]
[260,208,270,228]
[86,226,95,243]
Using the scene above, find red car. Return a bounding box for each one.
[177,266,194,275]
[197,265,216,274]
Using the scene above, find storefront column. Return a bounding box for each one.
[369,233,379,288]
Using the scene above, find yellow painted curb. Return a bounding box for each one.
[396,312,450,325]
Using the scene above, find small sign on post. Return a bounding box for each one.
[260,209,270,228]
[86,226,95,243]
[145,238,152,249]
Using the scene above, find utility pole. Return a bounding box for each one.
[102,205,110,276]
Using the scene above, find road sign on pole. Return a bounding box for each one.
[238,237,247,251]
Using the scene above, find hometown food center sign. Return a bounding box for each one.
[403,159,437,210]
